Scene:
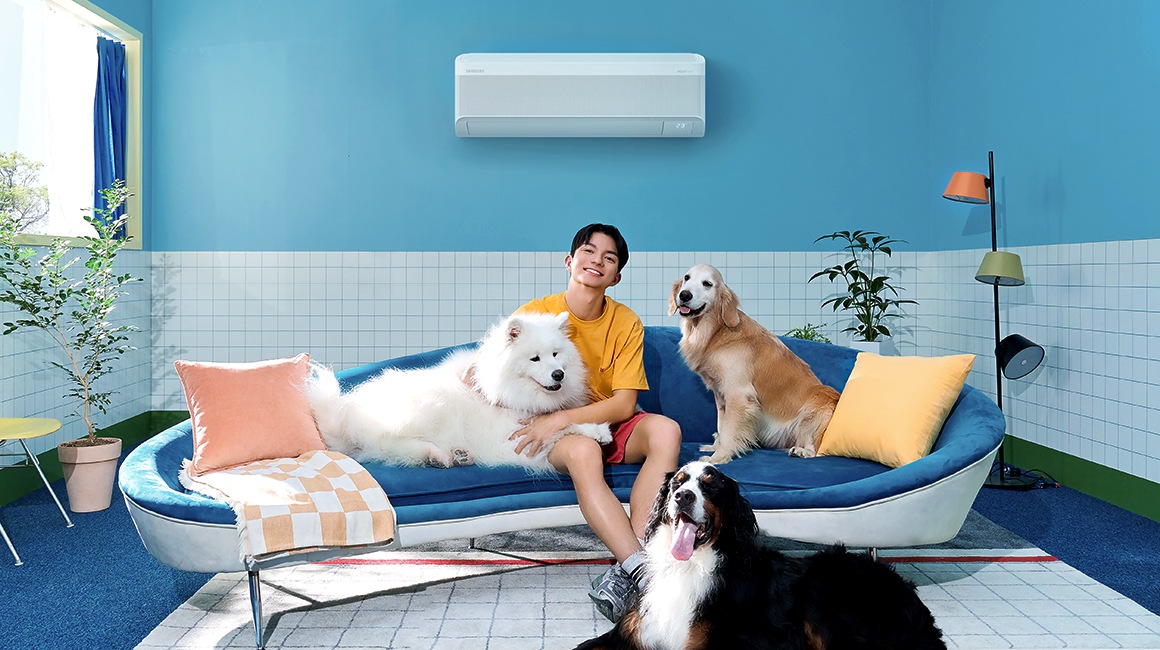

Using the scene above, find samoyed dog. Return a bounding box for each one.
[306,312,612,470]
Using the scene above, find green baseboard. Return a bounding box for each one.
[0,410,189,509]
[1004,436,1160,524]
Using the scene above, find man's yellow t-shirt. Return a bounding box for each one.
[516,293,649,402]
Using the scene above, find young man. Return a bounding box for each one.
[511,223,682,622]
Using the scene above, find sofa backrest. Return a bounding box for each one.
[335,326,863,447]
[636,326,715,443]
[637,326,860,445]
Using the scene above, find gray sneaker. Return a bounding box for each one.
[588,563,638,623]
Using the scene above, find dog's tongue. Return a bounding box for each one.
[671,516,697,561]
[678,306,692,316]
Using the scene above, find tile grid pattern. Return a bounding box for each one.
[135,556,1160,649]
[1,241,1157,484]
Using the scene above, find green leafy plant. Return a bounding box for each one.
[0,151,51,232]
[0,180,141,444]
[784,322,832,344]
[809,230,917,343]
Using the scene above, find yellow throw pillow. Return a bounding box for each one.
[817,352,976,468]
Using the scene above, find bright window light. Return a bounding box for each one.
[1,0,100,237]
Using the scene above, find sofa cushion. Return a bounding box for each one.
[174,354,326,475]
[817,352,976,468]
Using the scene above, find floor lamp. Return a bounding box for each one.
[944,150,1046,490]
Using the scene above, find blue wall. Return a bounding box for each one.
[149,0,931,252]
[137,0,1159,252]
[929,0,1160,250]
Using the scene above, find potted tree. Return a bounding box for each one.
[0,176,141,512]
[809,230,916,354]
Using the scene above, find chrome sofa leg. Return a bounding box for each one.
[248,570,264,649]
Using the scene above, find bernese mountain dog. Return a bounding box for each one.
[575,461,947,650]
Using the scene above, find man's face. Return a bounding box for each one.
[566,232,621,290]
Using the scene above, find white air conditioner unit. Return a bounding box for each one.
[454,53,705,138]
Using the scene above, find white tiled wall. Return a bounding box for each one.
[146,250,926,409]
[3,242,1158,487]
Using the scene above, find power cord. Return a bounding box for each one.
[1017,467,1061,488]
[988,460,1061,489]
[999,462,1061,489]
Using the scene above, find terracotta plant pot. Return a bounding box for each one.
[57,437,123,513]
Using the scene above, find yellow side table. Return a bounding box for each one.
[0,418,75,566]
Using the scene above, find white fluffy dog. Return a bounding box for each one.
[306,312,612,469]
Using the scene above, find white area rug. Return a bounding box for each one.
[135,525,1160,650]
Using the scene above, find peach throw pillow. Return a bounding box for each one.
[175,353,326,475]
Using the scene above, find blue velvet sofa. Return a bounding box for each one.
[119,326,1003,646]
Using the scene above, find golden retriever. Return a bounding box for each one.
[669,264,839,462]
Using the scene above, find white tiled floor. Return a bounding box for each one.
[135,549,1160,650]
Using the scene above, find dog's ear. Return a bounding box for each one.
[718,282,741,328]
[552,311,570,333]
[644,471,676,542]
[667,278,682,316]
[719,472,758,545]
[506,317,523,343]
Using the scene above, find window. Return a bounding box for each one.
[0,0,142,247]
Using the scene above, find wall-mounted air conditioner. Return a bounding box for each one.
[454,53,705,138]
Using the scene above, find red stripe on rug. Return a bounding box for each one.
[319,554,1059,567]
[319,557,614,567]
[884,555,1059,563]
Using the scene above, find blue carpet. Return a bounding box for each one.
[0,455,211,650]
[973,483,1160,616]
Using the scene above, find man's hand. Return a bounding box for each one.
[511,412,569,458]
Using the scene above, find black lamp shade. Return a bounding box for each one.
[998,334,1044,379]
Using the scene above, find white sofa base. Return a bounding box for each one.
[756,445,1000,549]
[124,444,999,577]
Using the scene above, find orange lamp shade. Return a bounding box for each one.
[943,171,989,204]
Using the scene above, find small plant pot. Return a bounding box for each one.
[57,437,122,513]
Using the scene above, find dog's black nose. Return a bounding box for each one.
[551,369,564,382]
[674,489,694,508]
[679,290,692,303]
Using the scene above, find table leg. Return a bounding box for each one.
[19,439,74,528]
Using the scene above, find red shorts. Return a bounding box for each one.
[601,411,651,464]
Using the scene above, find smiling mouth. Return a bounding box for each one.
[542,382,562,392]
[677,303,706,317]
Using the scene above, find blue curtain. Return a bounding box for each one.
[93,36,126,235]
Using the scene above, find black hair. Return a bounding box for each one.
[570,223,629,272]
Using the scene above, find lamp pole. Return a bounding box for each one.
[944,150,1042,489]
[982,151,1038,490]
[987,151,1006,465]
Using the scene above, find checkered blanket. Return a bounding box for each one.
[180,450,396,562]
